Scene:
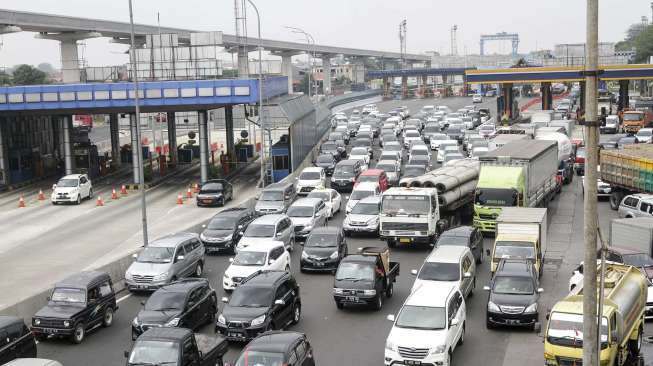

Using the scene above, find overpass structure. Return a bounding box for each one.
[0,9,430,92]
[367,67,474,99]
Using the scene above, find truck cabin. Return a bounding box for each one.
[475,188,520,208]
[546,308,611,350]
[337,255,385,281]
[381,192,436,217]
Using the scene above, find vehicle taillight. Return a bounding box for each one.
[575,156,585,164]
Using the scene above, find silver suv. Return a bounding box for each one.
[125,232,206,291]
[618,194,653,219]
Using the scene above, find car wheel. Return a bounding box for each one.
[102,307,114,327]
[374,295,383,311]
[71,323,85,344]
[195,262,204,277]
[291,303,301,325]
[76,195,81,205]
[206,303,217,325]
[386,284,394,298]
[458,322,465,345]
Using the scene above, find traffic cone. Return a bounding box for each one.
[111,188,119,200]
[176,192,184,205]
[37,189,46,201]
[193,183,200,193]
[121,185,128,195]
[96,196,104,206]
[186,187,193,199]
[18,195,26,208]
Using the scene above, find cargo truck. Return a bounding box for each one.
[600,145,653,210]
[610,217,653,257]
[544,263,647,366]
[622,110,651,134]
[474,140,558,233]
[487,207,548,275]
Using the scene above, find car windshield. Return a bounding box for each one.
[396,305,446,330]
[547,312,608,349]
[334,165,354,175]
[409,156,428,165]
[493,276,534,295]
[129,341,179,365]
[475,188,518,207]
[56,178,78,187]
[359,175,379,183]
[259,191,284,201]
[145,291,186,311]
[637,130,652,136]
[300,171,321,180]
[411,149,428,156]
[235,351,285,366]
[351,148,368,155]
[444,154,463,163]
[307,191,330,202]
[207,217,236,230]
[200,183,223,193]
[335,262,374,281]
[137,247,175,263]
[351,190,374,201]
[229,286,273,307]
[622,253,653,267]
[406,130,420,137]
[317,155,333,163]
[418,262,460,281]
[244,224,276,238]
[494,241,535,260]
[287,206,314,218]
[386,144,401,151]
[437,235,467,246]
[376,164,396,172]
[623,113,643,121]
[351,202,379,215]
[233,251,267,266]
[447,127,462,134]
[51,288,86,303]
[306,233,337,248]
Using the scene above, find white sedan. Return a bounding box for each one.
[222,242,290,291]
[307,188,342,218]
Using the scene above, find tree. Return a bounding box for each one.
[0,71,11,86]
[37,63,55,74]
[633,25,653,63]
[11,64,48,85]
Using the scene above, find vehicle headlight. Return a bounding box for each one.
[301,251,309,259]
[333,288,344,295]
[304,224,313,231]
[199,232,207,241]
[363,289,376,296]
[217,314,226,325]
[487,301,501,312]
[251,314,266,327]
[224,234,233,241]
[34,319,40,326]
[431,344,446,354]
[132,317,140,327]
[63,320,71,328]
[525,303,538,313]
[165,318,180,327]
[385,339,396,351]
[329,251,339,260]
[153,272,169,281]
[125,271,133,280]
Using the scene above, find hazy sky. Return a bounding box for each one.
[0,0,651,68]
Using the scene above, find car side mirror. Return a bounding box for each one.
[483,285,491,291]
[229,258,234,263]
[386,314,396,322]
[537,288,544,293]
[221,297,229,303]
[52,184,57,190]
[124,350,130,358]
[140,300,146,306]
[450,318,459,327]
[238,225,243,230]
[410,269,417,276]
[274,299,285,306]
[463,272,472,278]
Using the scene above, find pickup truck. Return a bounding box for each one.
[125,328,227,366]
[333,246,399,310]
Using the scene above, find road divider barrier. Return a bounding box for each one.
[177,192,184,205]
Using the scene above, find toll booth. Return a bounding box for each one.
[72,141,99,178]
[271,140,291,183]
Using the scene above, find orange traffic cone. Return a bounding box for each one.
[193,183,200,193]
[37,189,46,201]
[96,196,104,206]
[111,188,119,200]
[186,187,193,198]
[176,192,184,205]
[121,185,128,195]
[18,195,26,208]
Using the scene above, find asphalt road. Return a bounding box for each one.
[35,96,636,366]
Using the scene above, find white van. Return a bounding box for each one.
[411,245,476,298]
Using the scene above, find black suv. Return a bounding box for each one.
[131,278,217,340]
[216,271,301,342]
[232,331,315,366]
[331,160,363,192]
[300,226,348,273]
[200,207,255,254]
[0,316,37,364]
[436,226,484,264]
[32,271,117,344]
[485,259,543,330]
[196,179,234,207]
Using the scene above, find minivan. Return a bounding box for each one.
[125,232,206,291]
[411,245,476,298]
[200,207,256,254]
[331,160,363,192]
[236,214,295,252]
[255,182,296,215]
[287,198,329,239]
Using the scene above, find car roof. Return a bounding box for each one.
[361,169,384,176]
[140,327,192,341]
[337,160,358,166]
[427,245,469,263]
[214,207,251,219]
[2,360,63,366]
[60,174,84,180]
[240,242,284,252]
[628,193,653,201]
[159,278,209,292]
[309,226,341,235]
[291,197,323,207]
[242,270,288,286]
[248,331,304,353]
[252,214,286,225]
[301,167,323,173]
[441,226,474,237]
[376,160,398,166]
[406,282,456,307]
[0,315,24,329]
[149,232,198,248]
[55,271,110,289]
[354,182,380,190]
[357,195,382,204]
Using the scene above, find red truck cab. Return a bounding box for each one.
[355,169,389,192]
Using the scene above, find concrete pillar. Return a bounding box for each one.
[224,106,236,158]
[130,114,141,184]
[618,80,630,111]
[237,49,249,77]
[422,75,428,97]
[401,76,408,99]
[62,116,74,175]
[502,83,514,120]
[352,58,366,84]
[281,53,294,95]
[322,56,332,95]
[109,114,121,169]
[0,119,8,186]
[541,82,553,110]
[36,32,101,83]
[382,77,390,99]
[166,112,178,166]
[198,110,210,184]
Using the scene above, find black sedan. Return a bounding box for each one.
[300,227,348,273]
[196,179,233,207]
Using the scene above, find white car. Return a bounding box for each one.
[307,188,342,218]
[472,94,483,103]
[409,145,430,164]
[385,283,466,366]
[636,128,653,143]
[357,125,374,139]
[346,182,380,213]
[478,123,496,138]
[411,245,476,298]
[429,133,449,150]
[51,174,93,205]
[349,147,370,170]
[296,167,325,196]
[403,129,422,148]
[437,141,460,162]
[222,242,290,291]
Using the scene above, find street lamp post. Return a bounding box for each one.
[245,0,265,187]
[127,0,149,246]
[285,26,315,99]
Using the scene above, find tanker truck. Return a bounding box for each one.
[544,263,647,366]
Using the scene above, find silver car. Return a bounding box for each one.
[287,198,329,239]
[618,194,653,219]
[236,214,295,252]
[125,232,205,291]
[375,160,400,186]
[343,196,381,235]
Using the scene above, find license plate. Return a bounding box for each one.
[203,199,212,203]
[506,319,520,325]
[345,296,359,302]
[228,332,244,338]
[315,262,324,267]
[137,285,150,289]
[43,328,58,334]
[405,361,422,365]
[399,238,411,244]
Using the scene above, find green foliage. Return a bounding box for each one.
[633,25,653,63]
[12,64,48,85]
[0,71,11,86]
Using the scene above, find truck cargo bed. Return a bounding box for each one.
[600,145,653,193]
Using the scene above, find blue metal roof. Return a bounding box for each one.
[367,67,474,78]
[0,76,288,113]
[465,64,653,84]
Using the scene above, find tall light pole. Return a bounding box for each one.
[245,0,265,187]
[286,26,315,99]
[128,0,149,246]
[582,0,599,365]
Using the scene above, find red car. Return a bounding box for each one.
[355,169,389,192]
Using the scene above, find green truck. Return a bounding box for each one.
[473,139,559,233]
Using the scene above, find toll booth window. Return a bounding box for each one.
[273,155,289,170]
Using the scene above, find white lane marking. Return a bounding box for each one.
[117,293,132,304]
